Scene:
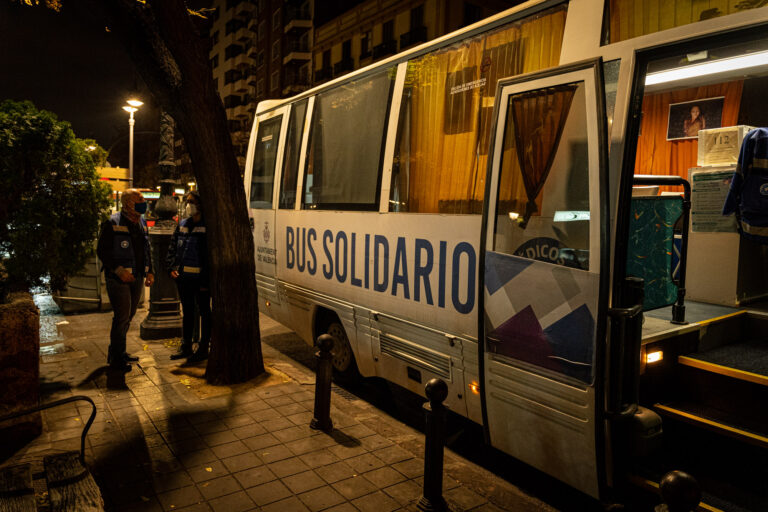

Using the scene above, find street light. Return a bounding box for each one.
[122,98,142,187]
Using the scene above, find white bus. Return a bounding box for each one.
[244,1,768,507]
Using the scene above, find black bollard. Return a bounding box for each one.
[658,470,701,512]
[310,334,334,433]
[418,378,449,512]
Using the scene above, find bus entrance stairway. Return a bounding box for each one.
[636,304,768,510]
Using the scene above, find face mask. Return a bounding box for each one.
[185,204,199,217]
[134,202,148,214]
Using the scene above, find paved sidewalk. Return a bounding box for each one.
[3,295,555,512]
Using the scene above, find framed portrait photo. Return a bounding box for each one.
[666,97,724,141]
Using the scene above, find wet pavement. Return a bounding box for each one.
[1,295,559,512]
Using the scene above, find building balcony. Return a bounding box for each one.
[236,1,254,20]
[284,6,311,32]
[283,41,311,65]
[333,58,354,76]
[360,48,372,60]
[372,40,397,59]
[399,26,427,49]
[233,53,253,70]
[235,27,252,44]
[315,66,333,82]
[233,104,250,120]
[234,77,250,94]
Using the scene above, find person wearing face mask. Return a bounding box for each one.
[166,191,211,362]
[96,189,155,372]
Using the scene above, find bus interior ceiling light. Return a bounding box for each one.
[126,99,144,107]
[646,350,663,364]
[645,50,768,85]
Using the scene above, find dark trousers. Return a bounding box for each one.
[105,275,143,364]
[177,278,211,350]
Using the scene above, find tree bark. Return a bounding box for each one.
[89,0,264,384]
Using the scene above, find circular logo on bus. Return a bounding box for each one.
[760,183,768,196]
[263,222,270,243]
[121,240,129,249]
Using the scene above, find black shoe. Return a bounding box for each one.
[188,348,209,363]
[124,353,139,362]
[109,362,132,373]
[170,346,193,360]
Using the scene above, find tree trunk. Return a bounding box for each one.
[91,0,264,384]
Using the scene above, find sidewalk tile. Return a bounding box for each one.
[188,460,230,483]
[286,411,314,426]
[246,480,292,506]
[234,465,276,488]
[231,423,267,440]
[261,496,310,512]
[180,447,218,468]
[298,485,346,512]
[207,490,255,512]
[339,424,376,439]
[242,432,281,451]
[363,466,406,488]
[327,443,368,460]
[323,504,357,512]
[283,470,326,494]
[195,420,231,436]
[240,399,271,413]
[156,485,205,511]
[222,414,254,428]
[197,475,241,500]
[273,425,315,443]
[251,408,281,422]
[468,503,506,512]
[174,503,212,512]
[332,475,378,500]
[261,417,294,432]
[255,443,295,463]
[211,440,249,458]
[264,395,295,407]
[444,486,486,509]
[372,445,413,465]
[203,430,239,447]
[222,452,262,473]
[351,490,400,512]
[267,456,311,477]
[382,480,422,506]
[298,449,341,468]
[285,433,338,455]
[392,459,424,479]
[151,470,194,493]
[345,453,386,474]
[276,403,306,416]
[315,461,358,484]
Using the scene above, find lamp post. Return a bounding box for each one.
[122,98,143,187]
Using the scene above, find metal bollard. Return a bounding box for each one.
[657,470,701,512]
[310,334,334,433]
[418,378,449,512]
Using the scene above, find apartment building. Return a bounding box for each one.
[312,0,519,85]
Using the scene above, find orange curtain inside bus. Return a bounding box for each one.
[634,80,743,184]
[397,5,567,214]
[605,0,763,44]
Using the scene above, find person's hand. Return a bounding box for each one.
[117,268,135,283]
[170,270,179,279]
[145,273,155,287]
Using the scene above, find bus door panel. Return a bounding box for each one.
[481,60,609,498]
[246,106,290,306]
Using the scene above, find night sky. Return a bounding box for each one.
[0,2,160,169]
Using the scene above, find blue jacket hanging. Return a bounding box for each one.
[722,127,768,244]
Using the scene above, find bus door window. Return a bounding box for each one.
[250,115,283,209]
[279,99,308,209]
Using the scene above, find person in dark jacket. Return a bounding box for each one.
[167,191,211,362]
[723,127,768,244]
[96,189,154,372]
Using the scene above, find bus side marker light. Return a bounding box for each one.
[265,300,271,307]
[646,351,663,364]
[469,381,480,394]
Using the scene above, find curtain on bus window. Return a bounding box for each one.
[305,70,393,209]
[392,5,567,214]
[633,80,742,190]
[510,85,577,228]
[605,0,764,44]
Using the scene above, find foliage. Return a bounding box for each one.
[0,100,112,298]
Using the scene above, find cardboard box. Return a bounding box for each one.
[697,125,754,167]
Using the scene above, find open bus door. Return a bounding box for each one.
[479,59,610,499]
[244,105,290,308]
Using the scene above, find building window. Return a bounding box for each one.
[383,20,394,42]
[271,70,279,91]
[272,8,281,30]
[224,69,241,84]
[225,44,244,60]
[213,78,218,90]
[342,39,351,61]
[226,19,244,35]
[257,50,265,68]
[226,0,238,10]
[322,49,330,68]
[211,54,219,69]
[211,30,219,45]
[411,4,424,29]
[272,40,280,61]
[361,30,372,58]
[223,94,241,108]
[259,20,266,40]
[257,78,265,96]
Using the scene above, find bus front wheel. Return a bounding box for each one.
[326,321,360,385]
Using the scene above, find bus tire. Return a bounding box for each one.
[326,321,360,385]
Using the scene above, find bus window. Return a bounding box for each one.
[603,59,620,141]
[279,99,308,209]
[303,69,395,210]
[250,115,282,209]
[493,82,591,271]
[390,5,568,214]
